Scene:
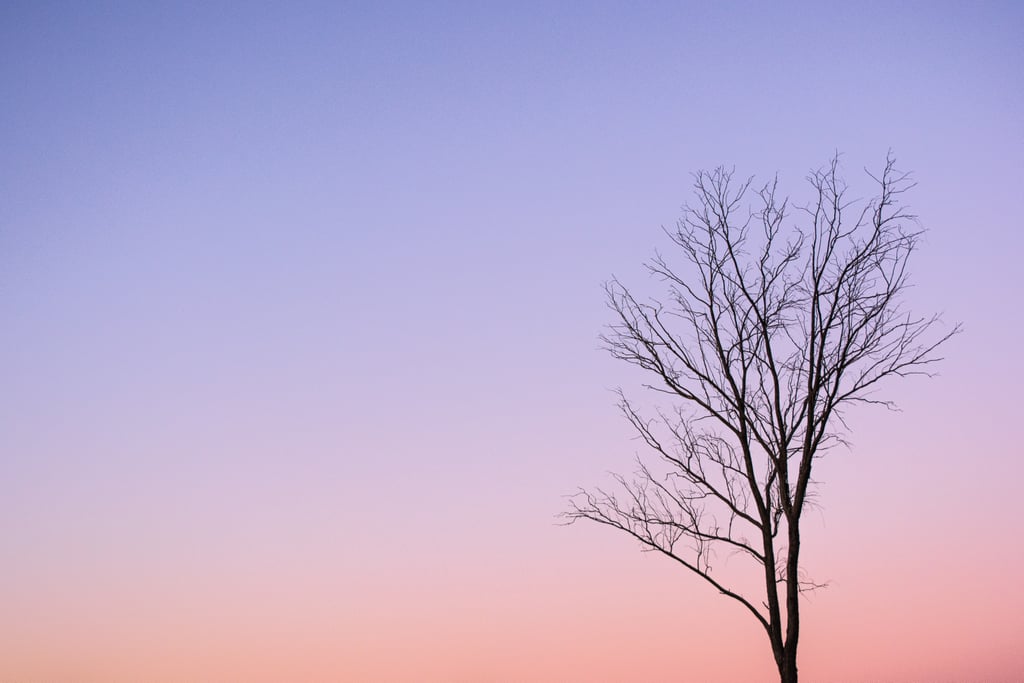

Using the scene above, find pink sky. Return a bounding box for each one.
[2,2,1022,680]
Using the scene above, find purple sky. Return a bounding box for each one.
[3,2,1023,680]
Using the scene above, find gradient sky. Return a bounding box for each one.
[2,2,1023,681]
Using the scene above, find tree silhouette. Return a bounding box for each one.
[565,154,958,683]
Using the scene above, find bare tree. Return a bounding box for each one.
[565,154,958,683]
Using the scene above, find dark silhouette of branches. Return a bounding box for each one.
[564,154,958,683]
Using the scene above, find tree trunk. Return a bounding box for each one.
[779,525,802,682]
[779,648,798,683]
